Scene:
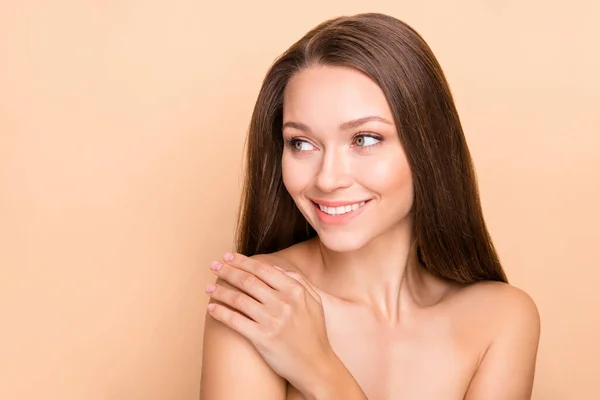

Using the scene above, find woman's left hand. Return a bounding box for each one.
[205,252,334,393]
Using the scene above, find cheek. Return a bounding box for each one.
[356,153,414,220]
[360,155,413,197]
[282,155,309,197]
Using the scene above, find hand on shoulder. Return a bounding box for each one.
[200,252,289,400]
[200,250,325,400]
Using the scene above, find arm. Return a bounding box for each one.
[464,286,541,399]
[199,277,287,400]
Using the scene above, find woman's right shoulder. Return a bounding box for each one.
[200,241,318,398]
[200,254,294,399]
[200,312,287,399]
[251,239,318,276]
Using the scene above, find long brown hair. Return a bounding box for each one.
[234,13,507,284]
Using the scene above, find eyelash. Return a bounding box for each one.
[285,133,384,152]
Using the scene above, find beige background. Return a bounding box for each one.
[0,1,598,399]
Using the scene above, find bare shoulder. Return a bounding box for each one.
[200,242,316,398]
[459,281,540,329]
[249,239,316,276]
[200,254,292,399]
[201,304,286,399]
[455,281,541,399]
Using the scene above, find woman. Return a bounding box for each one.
[200,12,540,400]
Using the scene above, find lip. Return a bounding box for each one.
[311,199,372,226]
[310,198,372,207]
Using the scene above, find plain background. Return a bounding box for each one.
[1,1,598,399]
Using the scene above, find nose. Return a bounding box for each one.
[315,148,353,193]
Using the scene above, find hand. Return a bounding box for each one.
[205,252,334,393]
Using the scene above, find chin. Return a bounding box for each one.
[315,229,372,253]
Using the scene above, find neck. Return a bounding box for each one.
[311,220,449,322]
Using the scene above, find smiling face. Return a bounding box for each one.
[281,64,414,253]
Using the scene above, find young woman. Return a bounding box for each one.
[200,12,540,400]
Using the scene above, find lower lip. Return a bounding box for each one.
[313,201,371,226]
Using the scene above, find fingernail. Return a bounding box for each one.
[205,284,216,293]
[223,253,234,261]
[210,261,222,271]
[207,304,216,311]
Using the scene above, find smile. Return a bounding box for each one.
[316,201,367,216]
[310,199,372,225]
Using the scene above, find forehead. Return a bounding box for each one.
[282,65,393,123]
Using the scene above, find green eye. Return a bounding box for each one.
[354,134,380,147]
[287,138,315,152]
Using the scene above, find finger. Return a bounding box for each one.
[221,253,299,291]
[207,302,260,341]
[284,271,321,303]
[210,259,278,305]
[206,283,269,324]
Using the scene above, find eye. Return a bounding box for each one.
[353,134,381,147]
[286,138,315,152]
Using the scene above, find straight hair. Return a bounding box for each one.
[234,13,507,284]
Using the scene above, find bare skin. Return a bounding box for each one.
[274,237,538,399]
[200,65,540,399]
[283,237,538,399]
[201,237,540,400]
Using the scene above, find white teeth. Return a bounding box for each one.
[318,201,366,216]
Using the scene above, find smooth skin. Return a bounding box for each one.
[200,65,541,400]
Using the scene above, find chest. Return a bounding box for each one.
[287,302,481,400]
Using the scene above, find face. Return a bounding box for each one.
[281,65,414,253]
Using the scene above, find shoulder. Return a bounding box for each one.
[249,239,316,276]
[200,257,290,399]
[455,281,541,348]
[200,244,316,398]
[457,281,541,399]
[461,281,540,330]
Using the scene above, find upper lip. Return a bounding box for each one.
[310,199,371,207]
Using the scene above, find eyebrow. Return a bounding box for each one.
[282,115,393,133]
